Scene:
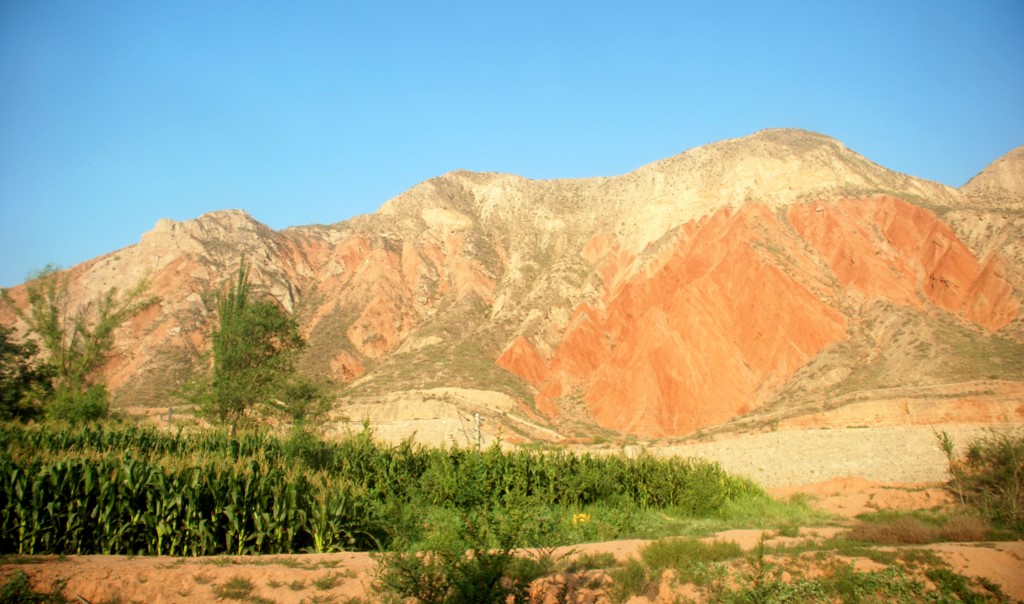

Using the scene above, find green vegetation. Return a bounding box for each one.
[940,428,1024,532]
[312,572,342,591]
[602,532,1008,604]
[373,509,542,604]
[346,335,534,404]
[0,387,1018,603]
[182,261,328,429]
[0,326,51,422]
[212,575,256,600]
[1,424,1019,601]
[1,265,156,423]
[0,570,67,604]
[606,537,743,599]
[932,322,1024,382]
[0,422,772,557]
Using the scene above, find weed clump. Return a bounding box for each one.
[848,516,940,545]
[0,571,66,604]
[938,429,1024,533]
[373,510,542,604]
[939,514,990,542]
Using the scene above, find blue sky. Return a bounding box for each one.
[1,1,1022,287]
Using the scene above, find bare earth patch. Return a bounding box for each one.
[768,476,954,518]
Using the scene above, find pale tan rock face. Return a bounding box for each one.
[2,129,1021,439]
[962,146,1024,208]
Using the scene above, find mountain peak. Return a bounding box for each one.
[743,127,846,148]
[637,128,958,208]
[4,130,1022,443]
[962,146,1024,208]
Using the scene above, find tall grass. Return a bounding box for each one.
[939,428,1024,532]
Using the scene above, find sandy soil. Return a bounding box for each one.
[4,426,1023,603]
[767,476,954,517]
[662,424,1018,487]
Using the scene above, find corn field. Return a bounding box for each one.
[0,423,760,556]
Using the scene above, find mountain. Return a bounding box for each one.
[3,129,1022,442]
[962,146,1024,209]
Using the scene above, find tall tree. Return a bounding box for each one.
[197,261,324,428]
[0,325,52,421]
[1,265,156,422]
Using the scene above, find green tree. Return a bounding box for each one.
[196,261,326,428]
[0,325,52,421]
[1,265,156,423]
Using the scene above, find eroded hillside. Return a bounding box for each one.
[3,129,1022,440]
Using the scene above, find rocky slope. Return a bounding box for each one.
[2,129,1022,440]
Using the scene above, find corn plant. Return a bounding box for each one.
[0,423,750,556]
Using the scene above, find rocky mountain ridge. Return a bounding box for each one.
[3,129,1022,441]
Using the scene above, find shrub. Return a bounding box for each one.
[940,429,1024,532]
[45,384,110,424]
[639,537,742,584]
[282,424,331,470]
[848,516,940,545]
[607,558,653,603]
[373,510,541,604]
[939,514,989,542]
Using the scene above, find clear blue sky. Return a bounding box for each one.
[1,1,1022,287]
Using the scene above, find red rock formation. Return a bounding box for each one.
[329,352,365,382]
[496,336,548,387]
[529,205,850,437]
[511,197,1020,437]
[789,196,1019,330]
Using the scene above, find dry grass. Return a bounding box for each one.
[939,514,990,542]
[849,516,940,545]
[849,513,990,545]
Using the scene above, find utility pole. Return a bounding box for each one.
[475,413,482,450]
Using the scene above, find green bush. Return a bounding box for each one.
[0,327,50,423]
[608,558,653,603]
[373,510,540,604]
[44,384,109,424]
[640,537,742,583]
[940,429,1024,532]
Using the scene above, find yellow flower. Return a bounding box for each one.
[572,513,591,526]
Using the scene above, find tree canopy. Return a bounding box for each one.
[1,265,156,422]
[194,261,327,428]
[0,325,52,421]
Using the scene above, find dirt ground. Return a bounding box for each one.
[4,427,1024,603]
[6,487,1022,604]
